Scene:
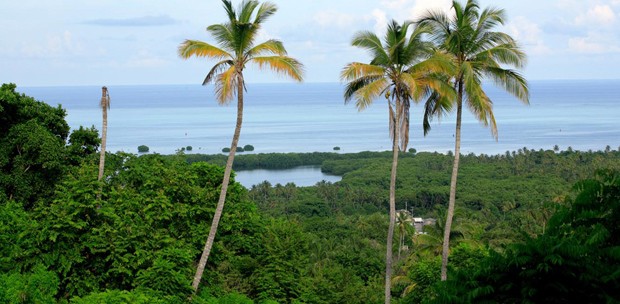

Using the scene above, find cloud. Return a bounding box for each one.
[126,50,169,68]
[408,0,452,20]
[313,10,357,28]
[371,9,388,35]
[84,15,178,27]
[20,30,85,59]
[506,17,551,55]
[575,4,616,26]
[568,32,620,53]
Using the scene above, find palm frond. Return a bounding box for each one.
[178,40,231,60]
[254,1,277,24]
[343,77,388,111]
[251,56,304,81]
[247,39,287,57]
[238,0,260,23]
[485,67,529,104]
[351,31,389,65]
[221,0,236,22]
[206,24,236,53]
[476,6,505,33]
[477,43,526,69]
[465,79,497,140]
[214,65,238,104]
[340,62,385,82]
[417,10,451,46]
[203,60,234,85]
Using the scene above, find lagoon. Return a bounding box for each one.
[234,166,341,188]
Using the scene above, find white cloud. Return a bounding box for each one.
[371,9,389,35]
[408,0,452,20]
[20,30,85,59]
[380,0,409,10]
[313,10,357,28]
[575,4,616,26]
[506,17,551,55]
[568,32,620,53]
[568,37,607,53]
[126,50,169,68]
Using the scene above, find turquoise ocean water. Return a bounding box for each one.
[19,80,620,156]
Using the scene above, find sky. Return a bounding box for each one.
[2,0,620,86]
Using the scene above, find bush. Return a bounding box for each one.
[222,147,231,153]
[138,145,149,153]
[243,144,255,151]
[333,146,341,151]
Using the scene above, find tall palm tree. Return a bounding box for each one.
[341,20,454,304]
[418,0,529,281]
[98,86,109,181]
[178,0,304,292]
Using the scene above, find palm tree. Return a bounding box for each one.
[98,86,109,181]
[341,20,454,304]
[396,210,414,261]
[178,0,304,292]
[418,0,529,281]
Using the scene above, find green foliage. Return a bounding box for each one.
[222,147,231,153]
[236,147,245,153]
[186,146,193,151]
[0,83,75,206]
[2,144,619,303]
[252,219,309,303]
[183,151,393,171]
[67,125,101,164]
[433,170,620,303]
[333,146,340,151]
[23,153,259,300]
[137,145,149,153]
[70,289,168,304]
[242,145,254,152]
[0,265,59,304]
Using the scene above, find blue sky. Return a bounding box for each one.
[2,0,619,86]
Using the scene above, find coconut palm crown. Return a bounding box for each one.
[178,0,304,292]
[418,0,529,281]
[342,20,454,151]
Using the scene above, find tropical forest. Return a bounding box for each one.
[1,0,619,303]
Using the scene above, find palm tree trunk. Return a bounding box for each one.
[192,73,244,292]
[385,102,400,304]
[98,86,108,181]
[441,81,463,281]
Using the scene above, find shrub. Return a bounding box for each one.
[138,145,149,153]
[243,144,255,151]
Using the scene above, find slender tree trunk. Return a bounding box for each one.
[192,73,244,292]
[98,86,108,181]
[398,231,403,261]
[385,102,400,304]
[441,80,463,281]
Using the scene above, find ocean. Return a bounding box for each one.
[18,80,620,156]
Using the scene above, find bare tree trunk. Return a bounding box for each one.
[441,81,463,281]
[192,74,244,292]
[385,102,400,304]
[98,86,108,181]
